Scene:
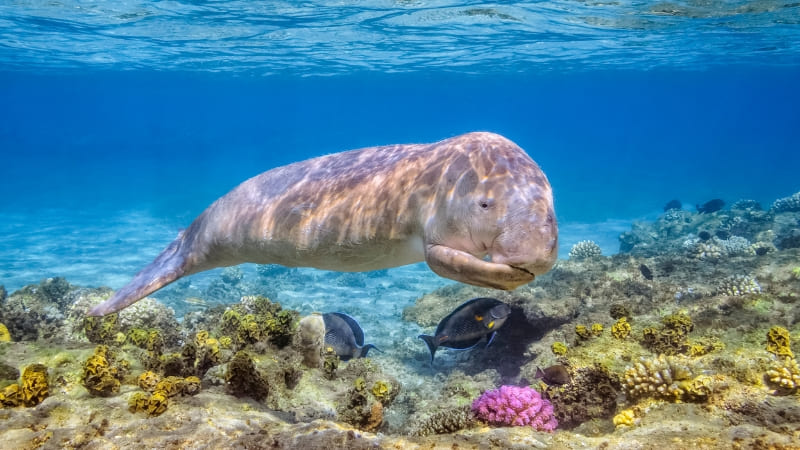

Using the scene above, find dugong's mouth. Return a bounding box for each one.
[509,264,535,277]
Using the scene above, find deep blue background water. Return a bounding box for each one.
[3,67,800,225]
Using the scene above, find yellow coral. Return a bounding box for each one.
[766,356,800,391]
[127,328,149,348]
[0,323,11,342]
[0,383,21,407]
[766,326,793,358]
[371,380,391,401]
[194,330,210,348]
[148,391,169,416]
[591,323,604,336]
[154,376,185,398]
[128,392,150,413]
[575,325,591,339]
[219,336,232,349]
[611,318,631,339]
[613,409,637,427]
[21,364,49,407]
[138,371,162,392]
[551,341,568,356]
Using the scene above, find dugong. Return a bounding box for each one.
[89,132,557,316]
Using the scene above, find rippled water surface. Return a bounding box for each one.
[2,0,799,73]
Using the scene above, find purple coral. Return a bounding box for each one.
[471,385,558,432]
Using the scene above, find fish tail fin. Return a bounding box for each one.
[418,334,438,365]
[358,344,380,359]
[535,367,545,379]
[88,236,189,316]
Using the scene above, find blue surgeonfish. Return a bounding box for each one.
[418,297,511,364]
[322,312,379,361]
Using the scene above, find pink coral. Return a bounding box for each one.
[471,385,558,431]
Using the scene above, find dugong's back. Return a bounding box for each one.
[88,132,557,316]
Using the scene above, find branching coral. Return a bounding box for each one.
[717,275,762,296]
[568,240,602,261]
[766,357,800,392]
[410,405,475,436]
[623,354,711,402]
[471,385,557,431]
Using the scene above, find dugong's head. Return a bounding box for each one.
[423,132,558,290]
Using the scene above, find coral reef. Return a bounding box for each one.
[766,325,793,358]
[622,354,711,402]
[640,312,694,355]
[717,274,762,296]
[82,345,128,397]
[568,240,603,261]
[770,191,800,213]
[225,351,268,401]
[544,364,620,429]
[765,357,800,393]
[410,405,475,436]
[611,317,631,339]
[471,385,558,431]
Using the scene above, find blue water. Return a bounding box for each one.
[1,1,800,295]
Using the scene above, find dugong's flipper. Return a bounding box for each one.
[88,237,187,316]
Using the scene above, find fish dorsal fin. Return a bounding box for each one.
[330,312,365,346]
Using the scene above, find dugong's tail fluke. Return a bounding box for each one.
[87,237,188,316]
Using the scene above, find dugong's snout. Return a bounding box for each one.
[492,210,558,281]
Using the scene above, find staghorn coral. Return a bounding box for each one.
[568,240,602,261]
[623,354,711,402]
[611,317,631,339]
[410,405,475,436]
[471,385,558,431]
[766,326,793,358]
[717,274,762,296]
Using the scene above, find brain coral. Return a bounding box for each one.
[471,385,558,431]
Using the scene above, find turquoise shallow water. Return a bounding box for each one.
[1,2,800,447]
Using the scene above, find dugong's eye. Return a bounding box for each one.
[478,199,494,210]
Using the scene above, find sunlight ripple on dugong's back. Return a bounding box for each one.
[89,132,557,316]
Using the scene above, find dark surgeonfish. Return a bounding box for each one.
[697,199,725,214]
[418,297,512,364]
[535,364,571,386]
[322,312,379,361]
